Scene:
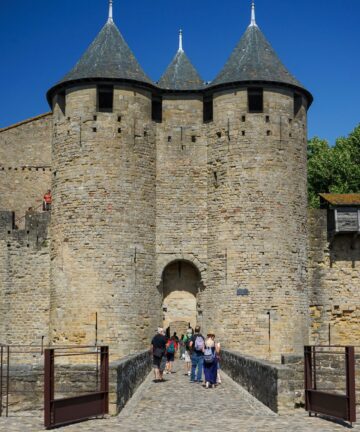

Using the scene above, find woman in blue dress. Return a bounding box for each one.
[203,332,220,388]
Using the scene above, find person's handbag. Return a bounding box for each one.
[153,347,165,358]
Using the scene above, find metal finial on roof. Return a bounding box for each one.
[108,0,113,23]
[250,0,257,27]
[179,29,184,52]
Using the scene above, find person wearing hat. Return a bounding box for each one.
[203,331,221,388]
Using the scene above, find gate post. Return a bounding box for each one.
[345,346,356,423]
[304,346,312,412]
[100,346,109,415]
[44,349,54,429]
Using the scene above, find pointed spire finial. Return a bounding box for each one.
[108,0,113,23]
[179,29,184,52]
[250,0,257,27]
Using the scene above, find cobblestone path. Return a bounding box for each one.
[1,361,359,431]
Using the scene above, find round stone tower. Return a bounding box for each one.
[47,4,161,357]
[203,3,313,360]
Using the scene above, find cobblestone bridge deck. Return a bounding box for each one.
[0,361,359,431]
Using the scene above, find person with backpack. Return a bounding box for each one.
[189,325,205,383]
[151,328,167,382]
[165,335,177,374]
[203,332,220,388]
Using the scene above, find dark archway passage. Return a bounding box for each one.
[160,260,202,335]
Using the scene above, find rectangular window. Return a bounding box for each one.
[294,93,302,117]
[97,85,114,112]
[203,96,213,123]
[248,88,263,113]
[56,91,66,116]
[152,96,162,123]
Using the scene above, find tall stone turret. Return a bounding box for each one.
[203,1,313,360]
[47,2,160,356]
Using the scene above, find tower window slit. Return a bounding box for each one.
[203,96,213,123]
[97,85,114,113]
[248,88,263,113]
[152,96,162,123]
[294,93,302,117]
[191,136,196,143]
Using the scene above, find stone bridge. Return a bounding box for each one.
[1,351,359,431]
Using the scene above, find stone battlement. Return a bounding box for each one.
[0,210,50,248]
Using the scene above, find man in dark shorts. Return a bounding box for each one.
[151,327,167,381]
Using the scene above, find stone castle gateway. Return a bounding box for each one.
[1,2,359,363]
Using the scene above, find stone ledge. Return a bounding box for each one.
[110,349,152,415]
[221,349,297,414]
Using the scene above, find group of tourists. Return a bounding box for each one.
[151,325,221,389]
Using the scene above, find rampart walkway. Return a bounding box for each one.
[1,360,359,431]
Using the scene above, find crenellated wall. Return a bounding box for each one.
[0,114,52,226]
[0,211,50,345]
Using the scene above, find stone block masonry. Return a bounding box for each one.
[308,209,360,345]
[0,211,50,345]
[0,113,52,227]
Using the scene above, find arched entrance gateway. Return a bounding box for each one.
[160,260,204,336]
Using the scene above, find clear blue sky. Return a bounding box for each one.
[0,0,359,144]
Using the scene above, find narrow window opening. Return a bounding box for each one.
[56,91,66,116]
[93,127,97,133]
[191,136,196,143]
[267,130,271,136]
[93,115,97,121]
[216,131,221,138]
[242,131,245,136]
[294,93,302,117]
[97,85,114,113]
[152,96,162,123]
[7,231,11,235]
[144,130,147,137]
[213,171,219,187]
[248,88,263,113]
[167,136,172,142]
[265,115,270,123]
[289,133,292,138]
[118,128,122,133]
[203,96,213,123]
[118,116,122,122]
[242,115,246,122]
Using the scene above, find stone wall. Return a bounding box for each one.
[0,114,52,226]
[0,211,50,345]
[112,349,152,414]
[221,349,298,414]
[156,95,208,327]
[308,209,360,345]
[204,87,309,361]
[1,349,151,416]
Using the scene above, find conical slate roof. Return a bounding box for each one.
[159,49,204,91]
[52,19,152,89]
[211,23,305,91]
